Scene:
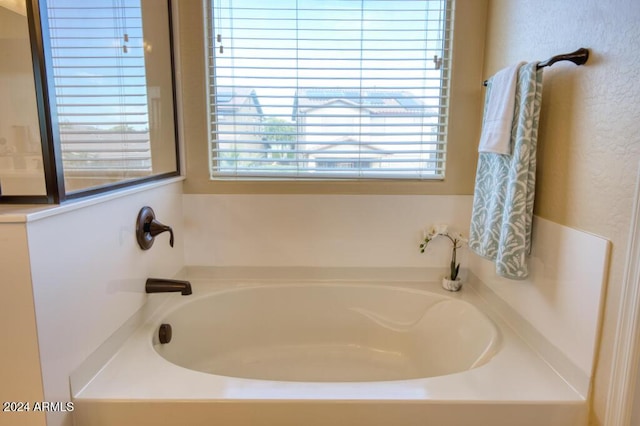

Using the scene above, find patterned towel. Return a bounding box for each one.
[469,62,543,279]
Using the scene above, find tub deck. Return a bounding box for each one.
[72,273,586,426]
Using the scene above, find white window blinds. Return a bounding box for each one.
[206,0,452,180]
[46,0,152,173]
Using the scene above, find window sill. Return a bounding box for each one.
[183,176,474,196]
[0,176,184,223]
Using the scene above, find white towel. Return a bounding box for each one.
[478,62,525,154]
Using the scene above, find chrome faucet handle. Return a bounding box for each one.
[136,206,175,250]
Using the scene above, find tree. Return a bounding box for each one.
[262,118,296,163]
[263,118,296,143]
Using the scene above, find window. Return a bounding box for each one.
[205,0,452,180]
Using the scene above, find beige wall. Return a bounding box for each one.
[141,0,178,175]
[483,1,640,424]
[0,222,46,426]
[177,0,487,195]
[0,6,46,195]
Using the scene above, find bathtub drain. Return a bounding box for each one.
[159,324,172,344]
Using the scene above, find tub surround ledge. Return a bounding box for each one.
[72,267,587,426]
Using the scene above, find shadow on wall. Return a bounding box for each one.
[534,63,583,223]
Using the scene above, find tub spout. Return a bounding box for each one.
[146,278,192,296]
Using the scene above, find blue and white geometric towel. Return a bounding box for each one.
[469,62,543,280]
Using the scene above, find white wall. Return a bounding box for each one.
[469,217,609,396]
[23,180,184,426]
[184,194,473,268]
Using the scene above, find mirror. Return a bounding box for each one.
[0,0,47,196]
[0,0,179,203]
[44,0,178,195]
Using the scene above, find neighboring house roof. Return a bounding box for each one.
[292,89,430,119]
[311,137,389,154]
[59,125,149,143]
[216,88,264,117]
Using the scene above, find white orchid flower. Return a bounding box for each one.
[453,232,468,244]
[424,226,435,239]
[418,224,467,282]
[434,224,449,235]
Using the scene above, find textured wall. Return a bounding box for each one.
[483,1,640,424]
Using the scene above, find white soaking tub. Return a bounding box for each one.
[72,273,586,426]
[155,284,499,382]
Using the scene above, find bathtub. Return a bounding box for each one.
[156,284,499,383]
[72,271,586,426]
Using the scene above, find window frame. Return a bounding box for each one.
[179,0,486,195]
[204,0,452,182]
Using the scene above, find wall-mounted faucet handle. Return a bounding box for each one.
[136,206,175,250]
[144,219,174,247]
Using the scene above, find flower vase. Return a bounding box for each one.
[442,277,462,292]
